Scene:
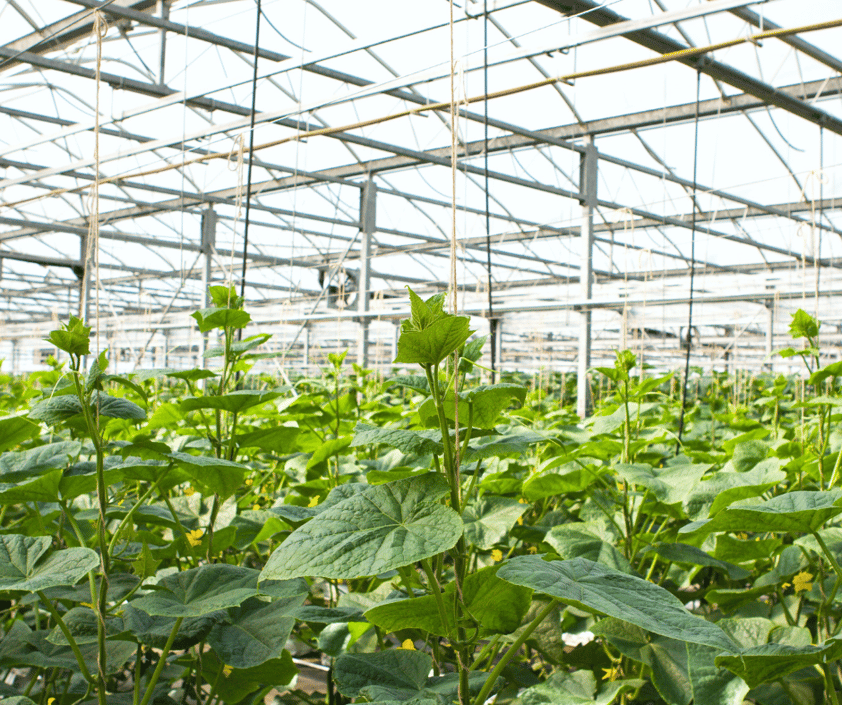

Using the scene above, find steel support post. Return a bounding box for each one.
[392,323,399,363]
[303,326,310,373]
[494,319,504,373]
[357,180,376,368]
[577,138,598,419]
[157,0,169,86]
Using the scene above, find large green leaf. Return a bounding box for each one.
[235,426,299,452]
[352,423,443,456]
[334,649,489,703]
[644,543,749,580]
[192,306,251,333]
[93,392,146,420]
[0,441,80,481]
[168,451,247,500]
[0,535,97,593]
[463,430,547,462]
[365,565,531,637]
[122,603,225,649]
[28,395,84,425]
[522,461,599,500]
[545,524,631,573]
[593,618,691,705]
[180,389,282,414]
[715,641,842,689]
[614,462,709,505]
[45,606,123,645]
[514,669,642,705]
[395,308,473,366]
[208,592,305,668]
[683,462,786,521]
[130,564,260,617]
[680,490,842,536]
[463,496,528,550]
[0,414,40,453]
[498,556,736,651]
[417,384,526,430]
[0,468,62,505]
[259,474,462,580]
[204,650,298,704]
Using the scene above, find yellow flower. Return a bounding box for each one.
[186,529,204,547]
[781,582,791,591]
[184,486,196,497]
[400,639,416,650]
[491,549,504,562]
[793,571,813,594]
[253,503,260,511]
[223,665,233,677]
[736,532,748,540]
[308,496,320,508]
[601,665,620,682]
[528,546,538,554]
[245,478,254,486]
[48,699,56,705]
[517,516,524,525]
[80,602,94,609]
[518,498,528,504]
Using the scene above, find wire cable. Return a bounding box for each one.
[676,68,701,451]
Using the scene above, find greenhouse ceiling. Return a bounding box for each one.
[0,0,840,372]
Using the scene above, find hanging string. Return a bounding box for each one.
[449,0,458,316]
[676,68,701,450]
[85,11,107,361]
[239,0,263,313]
[483,0,495,381]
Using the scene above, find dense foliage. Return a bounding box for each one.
[1,288,842,705]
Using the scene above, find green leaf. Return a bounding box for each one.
[462,496,528,550]
[168,452,247,500]
[180,388,282,414]
[514,670,642,705]
[192,306,251,333]
[522,461,600,501]
[683,461,785,521]
[122,603,224,650]
[497,556,736,651]
[417,384,527,430]
[789,309,819,339]
[679,490,842,536]
[204,332,272,359]
[335,649,431,699]
[352,423,443,456]
[46,606,123,645]
[44,316,91,356]
[0,414,40,453]
[235,425,299,453]
[810,360,842,386]
[130,564,260,617]
[592,618,690,705]
[545,524,631,573]
[365,565,531,636]
[307,437,352,469]
[388,375,430,394]
[0,441,80,481]
[28,395,84,425]
[644,543,749,580]
[463,430,547,462]
[205,651,298,703]
[395,315,473,366]
[0,469,62,505]
[0,535,98,593]
[259,474,463,580]
[93,392,146,420]
[716,641,842,689]
[208,592,305,668]
[614,461,709,505]
[135,367,219,382]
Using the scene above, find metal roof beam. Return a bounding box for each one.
[536,0,842,136]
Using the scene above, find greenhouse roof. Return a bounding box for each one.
[0,0,841,372]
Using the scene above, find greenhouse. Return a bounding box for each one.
[1,0,842,704]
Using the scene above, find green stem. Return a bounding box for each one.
[139,616,184,705]
[823,661,840,705]
[107,479,161,559]
[471,600,558,705]
[421,559,452,639]
[813,530,842,607]
[37,591,95,684]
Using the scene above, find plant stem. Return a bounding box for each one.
[421,559,452,638]
[471,599,558,705]
[139,616,184,705]
[37,591,95,684]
